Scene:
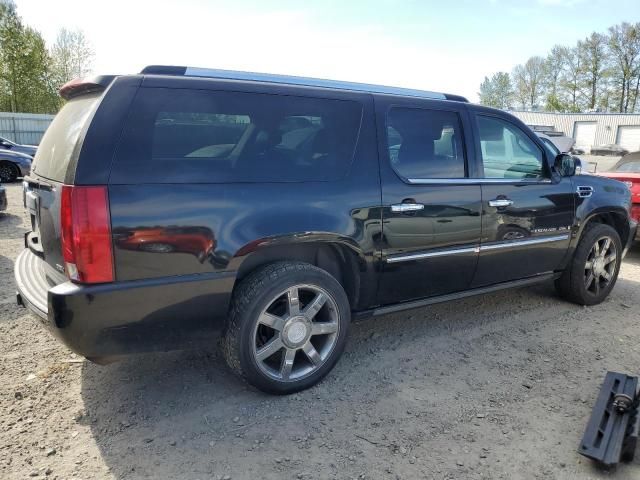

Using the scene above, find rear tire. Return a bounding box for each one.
[222,261,350,394]
[555,223,622,306]
[0,161,18,182]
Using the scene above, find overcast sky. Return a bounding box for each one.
[13,0,640,101]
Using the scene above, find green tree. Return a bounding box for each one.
[0,0,58,113]
[478,72,512,109]
[608,22,640,112]
[559,46,583,112]
[478,21,640,113]
[544,45,567,100]
[579,32,609,110]
[512,56,546,110]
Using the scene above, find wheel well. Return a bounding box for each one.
[234,243,361,309]
[0,160,18,172]
[583,212,630,246]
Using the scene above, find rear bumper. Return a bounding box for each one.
[14,249,234,358]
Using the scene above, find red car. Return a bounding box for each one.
[115,226,216,262]
[599,153,640,237]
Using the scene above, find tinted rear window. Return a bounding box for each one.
[32,93,101,182]
[110,88,363,183]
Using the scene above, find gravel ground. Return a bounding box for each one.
[2,180,640,480]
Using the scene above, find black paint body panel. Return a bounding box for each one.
[13,72,638,360]
[374,96,482,303]
[472,180,574,286]
[47,272,235,357]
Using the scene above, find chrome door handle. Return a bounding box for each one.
[391,203,425,213]
[488,198,513,208]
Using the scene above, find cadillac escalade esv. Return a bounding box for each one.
[14,66,637,394]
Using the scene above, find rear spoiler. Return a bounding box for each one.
[59,75,116,100]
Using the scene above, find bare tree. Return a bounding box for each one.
[559,46,583,112]
[544,45,569,111]
[512,56,546,110]
[608,22,640,112]
[579,32,609,110]
[50,27,93,86]
[545,45,567,98]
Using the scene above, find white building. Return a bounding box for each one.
[510,111,640,153]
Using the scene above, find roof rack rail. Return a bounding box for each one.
[140,65,468,102]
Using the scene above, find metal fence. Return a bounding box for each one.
[0,112,54,145]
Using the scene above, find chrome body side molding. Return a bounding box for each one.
[406,178,553,185]
[479,234,570,251]
[385,234,570,263]
[386,246,478,263]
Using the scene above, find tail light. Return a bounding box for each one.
[60,185,114,283]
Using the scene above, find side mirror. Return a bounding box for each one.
[554,154,582,177]
[0,141,10,148]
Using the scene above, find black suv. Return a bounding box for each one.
[15,66,637,394]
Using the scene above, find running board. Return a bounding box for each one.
[356,272,559,319]
[578,372,640,468]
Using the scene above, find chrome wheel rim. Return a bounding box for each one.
[252,284,340,382]
[584,235,617,296]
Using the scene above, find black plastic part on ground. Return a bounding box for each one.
[578,371,640,467]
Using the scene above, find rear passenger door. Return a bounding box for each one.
[376,97,482,304]
[470,112,574,286]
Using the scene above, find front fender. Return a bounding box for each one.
[564,175,633,259]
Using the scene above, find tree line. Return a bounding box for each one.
[479,22,640,113]
[0,0,93,114]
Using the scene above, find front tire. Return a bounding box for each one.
[222,262,351,394]
[556,223,622,306]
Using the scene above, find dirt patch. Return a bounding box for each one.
[1,182,640,479]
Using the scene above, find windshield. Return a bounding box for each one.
[615,160,640,173]
[541,137,560,156]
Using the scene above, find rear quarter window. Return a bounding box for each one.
[110,88,363,183]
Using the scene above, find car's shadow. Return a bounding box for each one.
[624,242,640,266]
[79,248,640,479]
[0,212,28,238]
[0,253,13,275]
[0,254,16,307]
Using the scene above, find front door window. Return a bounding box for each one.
[476,115,546,180]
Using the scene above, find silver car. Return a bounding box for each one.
[0,149,32,182]
[0,136,37,157]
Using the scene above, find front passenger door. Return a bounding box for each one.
[471,113,574,287]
